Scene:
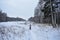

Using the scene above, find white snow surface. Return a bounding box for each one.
[0,21,60,40]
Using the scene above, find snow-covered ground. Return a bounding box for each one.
[0,21,60,40]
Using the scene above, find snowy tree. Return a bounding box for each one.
[34,0,45,23]
[0,9,7,22]
[41,0,55,18]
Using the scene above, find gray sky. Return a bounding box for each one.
[0,0,38,20]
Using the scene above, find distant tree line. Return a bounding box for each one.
[0,10,25,22]
[7,17,25,21]
[28,16,41,23]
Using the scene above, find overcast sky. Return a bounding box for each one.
[0,0,38,20]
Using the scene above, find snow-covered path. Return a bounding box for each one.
[0,21,60,40]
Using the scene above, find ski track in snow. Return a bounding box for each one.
[0,21,60,40]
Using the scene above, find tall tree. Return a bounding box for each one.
[41,0,55,18]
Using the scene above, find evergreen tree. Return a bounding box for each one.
[41,0,55,18]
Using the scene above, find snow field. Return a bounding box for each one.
[0,21,60,40]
